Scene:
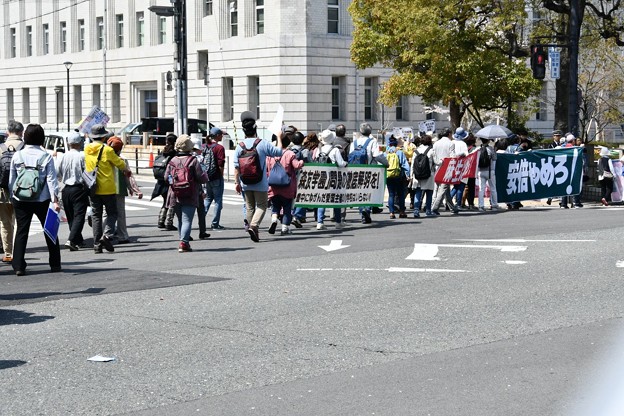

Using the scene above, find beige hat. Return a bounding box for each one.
[319,129,335,145]
[175,134,193,152]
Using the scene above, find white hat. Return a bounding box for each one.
[565,134,575,142]
[319,129,335,145]
[191,138,202,150]
[600,147,610,157]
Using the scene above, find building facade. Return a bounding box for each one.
[3,0,616,142]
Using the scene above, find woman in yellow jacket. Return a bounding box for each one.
[84,124,130,254]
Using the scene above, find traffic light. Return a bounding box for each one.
[531,45,547,80]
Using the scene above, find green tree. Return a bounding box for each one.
[349,0,541,129]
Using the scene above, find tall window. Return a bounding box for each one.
[158,17,167,44]
[92,84,101,107]
[95,17,104,50]
[116,14,124,48]
[248,76,260,120]
[222,77,234,121]
[395,96,408,121]
[256,0,264,35]
[331,76,344,120]
[74,85,82,122]
[22,88,30,123]
[328,0,339,34]
[230,1,238,37]
[60,21,67,53]
[7,89,14,120]
[364,77,378,121]
[204,0,213,16]
[112,83,121,122]
[10,28,16,58]
[39,87,47,123]
[56,86,64,123]
[136,12,145,46]
[78,19,85,51]
[43,24,49,54]
[26,26,33,56]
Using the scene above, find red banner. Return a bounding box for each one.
[434,151,479,184]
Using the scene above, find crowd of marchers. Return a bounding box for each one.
[0,116,618,273]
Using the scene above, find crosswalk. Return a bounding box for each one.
[125,192,244,211]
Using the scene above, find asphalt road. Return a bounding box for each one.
[1,179,623,416]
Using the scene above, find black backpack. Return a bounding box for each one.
[412,146,432,180]
[478,144,492,168]
[315,145,334,164]
[152,153,171,182]
[0,142,23,189]
[202,144,219,179]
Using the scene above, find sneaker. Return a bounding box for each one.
[291,218,303,229]
[399,212,408,218]
[65,241,79,251]
[178,242,192,253]
[100,236,114,252]
[371,207,383,214]
[478,207,486,212]
[335,222,345,229]
[453,208,460,214]
[490,205,502,210]
[316,223,326,230]
[413,211,420,218]
[94,246,103,254]
[2,255,12,263]
[165,224,178,231]
[431,210,441,216]
[15,270,25,276]
[389,213,396,219]
[198,233,211,240]
[574,203,584,208]
[211,224,225,230]
[559,204,569,209]
[280,227,292,235]
[425,211,437,217]
[157,223,166,229]
[362,211,372,224]
[268,221,278,235]
[601,198,609,206]
[248,226,260,242]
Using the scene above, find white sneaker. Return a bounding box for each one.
[280,227,292,236]
[316,223,326,230]
[335,222,345,229]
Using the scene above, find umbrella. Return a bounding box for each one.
[475,124,512,140]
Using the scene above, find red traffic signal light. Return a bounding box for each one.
[531,45,547,80]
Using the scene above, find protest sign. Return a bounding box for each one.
[77,106,110,134]
[294,164,386,208]
[495,148,583,203]
[433,152,479,184]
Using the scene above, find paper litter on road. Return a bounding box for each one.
[87,355,116,362]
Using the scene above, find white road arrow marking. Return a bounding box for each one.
[459,239,595,243]
[407,243,527,261]
[617,261,624,268]
[504,260,527,265]
[318,240,350,252]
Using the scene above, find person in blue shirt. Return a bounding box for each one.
[233,111,283,242]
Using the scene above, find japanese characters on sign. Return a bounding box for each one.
[495,148,583,202]
[77,106,111,134]
[433,151,479,184]
[294,164,386,208]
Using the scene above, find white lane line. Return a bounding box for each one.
[617,261,624,268]
[297,268,467,273]
[459,239,595,243]
[407,243,527,261]
[504,260,527,265]
[124,205,145,211]
[124,199,163,208]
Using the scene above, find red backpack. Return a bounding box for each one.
[238,139,263,185]
[168,156,196,199]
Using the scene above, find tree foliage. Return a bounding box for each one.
[349,0,542,128]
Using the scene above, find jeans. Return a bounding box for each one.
[62,184,89,245]
[450,183,465,206]
[387,177,406,213]
[12,199,61,272]
[271,195,293,225]
[204,177,224,227]
[174,204,196,243]
[244,190,268,228]
[478,170,498,208]
[91,193,118,248]
[414,188,433,214]
[318,208,342,224]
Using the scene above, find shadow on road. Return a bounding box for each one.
[0,308,54,326]
[0,360,28,370]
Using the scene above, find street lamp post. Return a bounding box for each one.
[149,1,187,135]
[63,61,73,132]
[54,87,61,132]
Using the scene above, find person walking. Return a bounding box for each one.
[431,128,459,215]
[203,127,226,230]
[477,138,499,211]
[8,124,61,276]
[234,110,283,242]
[598,147,615,206]
[84,124,131,254]
[165,135,209,252]
[0,120,25,263]
[56,131,89,250]
[385,135,410,219]
[314,130,347,230]
[151,134,178,230]
[410,134,436,217]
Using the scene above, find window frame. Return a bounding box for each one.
[328,0,339,34]
[26,26,33,56]
[10,27,16,58]
[256,0,265,35]
[116,14,124,48]
[60,21,67,53]
[230,1,238,37]
[78,19,85,51]
[96,17,104,50]
[136,12,145,47]
[43,24,49,55]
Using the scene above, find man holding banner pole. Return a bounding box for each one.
[431,128,459,215]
